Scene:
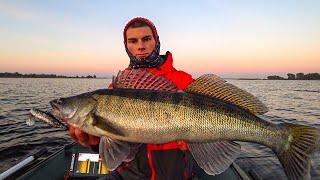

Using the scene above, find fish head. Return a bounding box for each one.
[50,93,98,126]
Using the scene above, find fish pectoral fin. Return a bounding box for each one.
[99,136,141,170]
[188,141,241,175]
[92,114,125,137]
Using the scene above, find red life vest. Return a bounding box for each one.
[110,51,193,180]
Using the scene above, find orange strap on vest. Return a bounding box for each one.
[147,141,188,180]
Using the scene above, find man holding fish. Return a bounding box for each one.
[68,17,195,179]
[30,17,320,180]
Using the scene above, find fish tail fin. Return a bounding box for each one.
[276,124,320,180]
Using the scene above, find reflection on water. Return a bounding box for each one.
[0,78,319,179]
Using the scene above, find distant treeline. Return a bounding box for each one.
[0,72,97,78]
[267,73,320,80]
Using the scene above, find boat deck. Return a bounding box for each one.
[6,143,251,180]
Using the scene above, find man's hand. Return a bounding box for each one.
[68,125,100,147]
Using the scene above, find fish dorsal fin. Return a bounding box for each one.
[113,69,177,91]
[185,74,268,114]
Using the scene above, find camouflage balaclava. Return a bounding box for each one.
[123,17,165,69]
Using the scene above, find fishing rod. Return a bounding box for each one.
[0,148,47,179]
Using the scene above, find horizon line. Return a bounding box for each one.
[1,71,319,79]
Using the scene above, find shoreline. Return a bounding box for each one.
[1,72,319,80]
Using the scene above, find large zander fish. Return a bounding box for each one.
[38,69,319,180]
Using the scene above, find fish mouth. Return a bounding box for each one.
[50,108,60,120]
[50,99,61,111]
[50,99,64,120]
[49,98,78,122]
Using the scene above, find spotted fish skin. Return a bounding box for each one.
[91,89,282,147]
[48,69,320,180]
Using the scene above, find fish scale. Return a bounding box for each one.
[45,69,320,179]
[92,89,282,147]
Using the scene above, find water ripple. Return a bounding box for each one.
[0,78,319,178]
[293,89,320,93]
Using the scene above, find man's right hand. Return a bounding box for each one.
[68,125,100,147]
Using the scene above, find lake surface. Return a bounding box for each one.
[0,78,319,179]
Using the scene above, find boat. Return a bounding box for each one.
[1,143,252,180]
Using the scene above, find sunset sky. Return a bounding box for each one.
[0,0,319,78]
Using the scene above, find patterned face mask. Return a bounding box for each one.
[123,17,165,69]
[126,37,165,69]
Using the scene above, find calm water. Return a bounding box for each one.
[0,78,319,179]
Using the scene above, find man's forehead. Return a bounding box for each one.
[126,26,153,38]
